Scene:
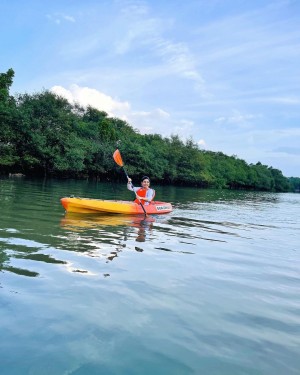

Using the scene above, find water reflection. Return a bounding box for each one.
[60,213,157,262]
[136,220,152,243]
[61,212,155,241]
[0,246,66,278]
[167,186,280,206]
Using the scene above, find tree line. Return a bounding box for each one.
[0,69,297,192]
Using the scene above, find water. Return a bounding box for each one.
[0,177,299,375]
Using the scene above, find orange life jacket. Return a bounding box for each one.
[134,188,155,205]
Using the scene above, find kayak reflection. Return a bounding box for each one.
[61,212,155,231]
[59,213,172,268]
[61,212,156,246]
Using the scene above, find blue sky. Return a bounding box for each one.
[1,0,300,177]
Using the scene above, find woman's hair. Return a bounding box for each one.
[141,176,150,182]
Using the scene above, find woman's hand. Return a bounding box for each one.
[127,177,132,183]
[137,195,149,202]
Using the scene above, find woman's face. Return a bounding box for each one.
[141,179,150,188]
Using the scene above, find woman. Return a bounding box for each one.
[127,176,155,205]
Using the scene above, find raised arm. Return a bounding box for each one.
[127,177,138,192]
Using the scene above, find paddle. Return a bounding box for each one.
[113,149,148,216]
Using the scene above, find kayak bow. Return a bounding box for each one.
[60,197,172,215]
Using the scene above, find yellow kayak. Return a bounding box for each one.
[60,197,173,215]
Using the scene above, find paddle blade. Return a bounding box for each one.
[113,149,124,167]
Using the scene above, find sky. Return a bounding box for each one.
[1,0,300,177]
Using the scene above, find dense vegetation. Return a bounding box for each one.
[0,69,296,192]
[289,177,300,192]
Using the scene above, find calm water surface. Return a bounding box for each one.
[0,177,299,375]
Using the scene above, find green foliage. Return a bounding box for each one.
[0,69,19,171]
[0,69,294,191]
[0,68,14,101]
[289,177,300,192]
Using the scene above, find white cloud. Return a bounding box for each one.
[197,139,206,148]
[119,0,149,16]
[51,85,74,103]
[63,15,75,23]
[262,96,300,105]
[112,1,207,95]
[214,111,258,127]
[50,84,198,139]
[122,107,171,134]
[132,108,170,119]
[172,119,194,137]
[51,84,130,117]
[46,13,76,24]
[153,38,206,91]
